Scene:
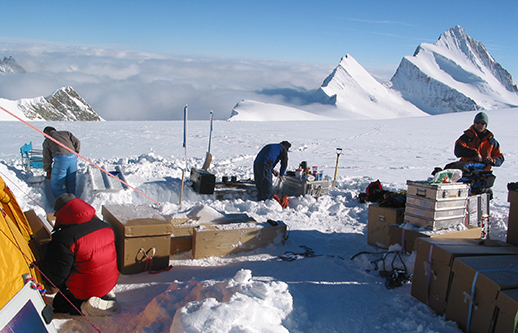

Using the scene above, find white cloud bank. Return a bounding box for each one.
[0,43,340,120]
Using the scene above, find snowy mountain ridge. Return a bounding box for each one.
[0,86,103,121]
[389,25,518,114]
[231,26,517,121]
[310,54,428,119]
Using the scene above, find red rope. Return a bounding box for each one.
[0,105,160,205]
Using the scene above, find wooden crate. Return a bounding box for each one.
[102,204,173,275]
[168,213,257,254]
[193,220,287,259]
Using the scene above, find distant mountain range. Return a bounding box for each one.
[0,26,517,121]
[230,26,518,121]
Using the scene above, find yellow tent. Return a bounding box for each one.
[0,176,43,310]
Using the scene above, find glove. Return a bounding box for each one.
[483,156,494,165]
[474,154,483,162]
[46,170,52,179]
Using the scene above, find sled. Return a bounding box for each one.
[89,165,128,192]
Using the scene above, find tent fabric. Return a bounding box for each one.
[0,176,42,310]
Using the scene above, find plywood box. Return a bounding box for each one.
[102,204,173,275]
[193,220,287,259]
[168,213,257,254]
[367,205,404,248]
[388,224,482,254]
[170,236,193,255]
[445,255,518,333]
[411,238,518,315]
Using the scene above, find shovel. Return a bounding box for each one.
[332,147,343,187]
[202,110,214,170]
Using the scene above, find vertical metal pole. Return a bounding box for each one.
[180,104,188,205]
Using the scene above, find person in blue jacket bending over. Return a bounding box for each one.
[253,141,291,201]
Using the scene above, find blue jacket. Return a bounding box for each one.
[254,143,289,176]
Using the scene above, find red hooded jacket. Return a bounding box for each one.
[44,198,118,300]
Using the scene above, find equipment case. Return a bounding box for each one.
[282,176,330,197]
[190,168,216,194]
[102,204,173,275]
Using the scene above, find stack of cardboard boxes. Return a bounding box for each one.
[367,184,518,331]
[409,188,518,332]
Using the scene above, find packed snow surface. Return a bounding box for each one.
[0,107,517,332]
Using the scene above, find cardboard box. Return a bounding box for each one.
[192,220,287,259]
[445,255,518,332]
[411,238,518,315]
[445,255,518,333]
[388,224,482,254]
[367,205,404,248]
[493,288,518,333]
[507,190,518,246]
[102,204,173,275]
[24,210,52,263]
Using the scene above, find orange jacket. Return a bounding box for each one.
[454,125,504,171]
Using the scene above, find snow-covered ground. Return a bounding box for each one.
[0,108,516,332]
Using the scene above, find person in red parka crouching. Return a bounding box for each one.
[44,193,120,316]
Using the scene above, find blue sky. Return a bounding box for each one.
[1,0,517,80]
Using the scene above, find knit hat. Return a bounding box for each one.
[54,193,76,212]
[280,141,291,149]
[474,112,489,125]
[43,126,56,134]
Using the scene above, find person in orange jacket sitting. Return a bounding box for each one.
[454,112,504,171]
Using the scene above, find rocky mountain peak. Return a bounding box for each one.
[17,86,103,121]
[390,25,518,114]
[0,56,26,74]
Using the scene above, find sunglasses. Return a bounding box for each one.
[475,121,486,125]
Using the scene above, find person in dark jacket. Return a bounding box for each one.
[253,141,291,201]
[454,112,504,171]
[42,126,81,198]
[43,193,120,316]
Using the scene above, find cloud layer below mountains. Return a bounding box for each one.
[0,43,353,120]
